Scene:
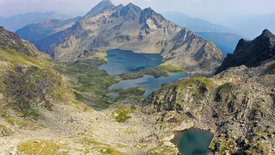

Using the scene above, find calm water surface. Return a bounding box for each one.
[109,73,187,98]
[99,49,187,97]
[172,129,214,155]
[99,49,163,75]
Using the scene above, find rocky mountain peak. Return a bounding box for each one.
[85,0,115,18]
[261,29,274,38]
[119,3,142,19]
[139,7,165,24]
[259,29,275,46]
[215,29,275,74]
[116,4,124,10]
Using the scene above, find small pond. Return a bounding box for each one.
[171,128,214,155]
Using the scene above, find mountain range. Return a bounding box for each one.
[163,12,236,33]
[196,32,242,55]
[220,13,275,39]
[17,0,224,76]
[0,12,71,32]
[163,12,242,55]
[16,17,81,45]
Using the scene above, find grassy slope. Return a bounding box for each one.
[55,58,146,110]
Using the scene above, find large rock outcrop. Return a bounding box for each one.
[216,29,275,74]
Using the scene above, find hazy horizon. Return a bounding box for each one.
[0,0,274,22]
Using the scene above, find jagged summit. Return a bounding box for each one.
[116,4,124,10]
[258,29,275,46]
[119,2,142,19]
[85,0,115,17]
[139,7,165,24]
[124,2,142,11]
[261,29,274,38]
[215,29,275,74]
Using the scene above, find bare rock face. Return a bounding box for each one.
[143,62,275,154]
[16,1,224,76]
[216,29,275,74]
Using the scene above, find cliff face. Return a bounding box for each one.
[17,1,224,75]
[216,29,275,74]
[143,61,275,154]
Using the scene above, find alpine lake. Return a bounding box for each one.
[99,49,187,97]
[99,49,213,155]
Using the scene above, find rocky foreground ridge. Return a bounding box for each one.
[144,63,275,154]
[143,31,275,154]
[17,0,224,76]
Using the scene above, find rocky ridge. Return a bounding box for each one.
[216,29,275,74]
[143,61,275,154]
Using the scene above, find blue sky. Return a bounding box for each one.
[0,0,274,21]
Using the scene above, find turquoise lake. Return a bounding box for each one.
[99,49,163,75]
[172,129,214,155]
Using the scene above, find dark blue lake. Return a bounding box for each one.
[99,49,187,97]
[99,49,163,75]
[172,129,214,155]
[109,73,187,98]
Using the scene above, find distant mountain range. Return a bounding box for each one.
[16,17,81,45]
[163,12,236,33]
[0,12,71,31]
[196,32,242,55]
[17,0,224,76]
[163,12,242,55]
[219,13,275,39]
